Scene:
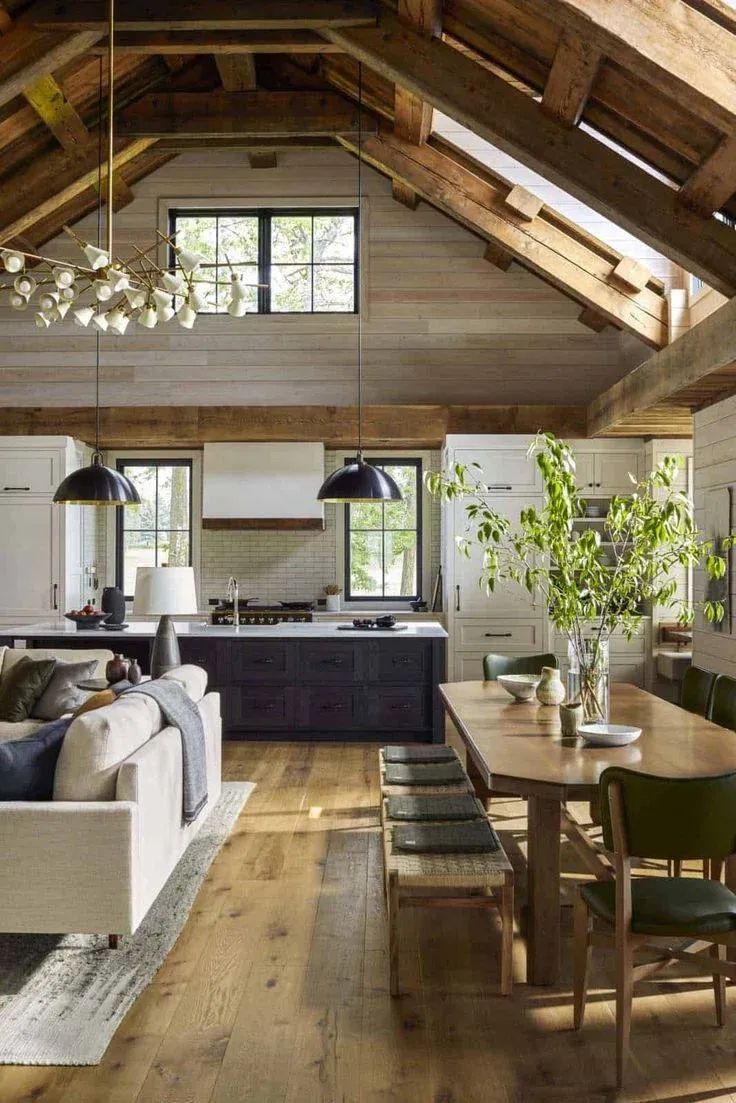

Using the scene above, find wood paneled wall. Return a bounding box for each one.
[0,145,644,409]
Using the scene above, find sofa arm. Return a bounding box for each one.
[0,801,138,935]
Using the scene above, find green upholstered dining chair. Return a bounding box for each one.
[709,674,736,731]
[681,665,716,718]
[573,766,736,1089]
[482,652,558,681]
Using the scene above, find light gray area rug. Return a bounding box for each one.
[0,781,254,1065]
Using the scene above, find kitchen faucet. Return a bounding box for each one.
[226,576,239,630]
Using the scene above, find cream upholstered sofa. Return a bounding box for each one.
[0,661,222,940]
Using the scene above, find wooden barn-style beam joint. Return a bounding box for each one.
[542,30,602,126]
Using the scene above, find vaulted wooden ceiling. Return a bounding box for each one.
[0,0,735,438]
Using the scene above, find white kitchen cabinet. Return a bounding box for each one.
[573,448,640,496]
[453,447,542,493]
[453,495,538,616]
[0,437,88,622]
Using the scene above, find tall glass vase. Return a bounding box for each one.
[567,637,610,724]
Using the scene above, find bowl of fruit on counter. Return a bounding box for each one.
[64,603,110,630]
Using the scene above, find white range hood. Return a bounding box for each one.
[202,442,325,530]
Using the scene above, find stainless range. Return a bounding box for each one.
[209,600,314,626]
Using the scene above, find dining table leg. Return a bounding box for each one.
[527,793,562,985]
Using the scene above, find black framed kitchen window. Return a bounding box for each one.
[169,207,359,314]
[344,459,423,603]
[115,459,193,600]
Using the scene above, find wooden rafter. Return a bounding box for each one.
[679,135,736,217]
[542,29,601,126]
[88,30,344,54]
[117,90,376,138]
[587,295,736,436]
[0,24,102,109]
[25,0,379,32]
[337,127,667,347]
[324,10,736,295]
[215,54,257,92]
[391,0,441,208]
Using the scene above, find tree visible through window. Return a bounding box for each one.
[345,460,422,602]
[115,460,192,599]
[170,208,358,314]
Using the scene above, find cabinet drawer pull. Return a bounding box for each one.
[252,657,275,665]
[393,657,412,665]
[321,702,346,711]
[456,584,461,612]
[52,582,58,610]
[321,657,344,666]
[486,484,513,491]
[3,485,30,491]
[390,703,412,711]
[484,632,513,638]
[253,702,276,711]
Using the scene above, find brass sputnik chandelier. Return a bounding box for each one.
[0,0,261,335]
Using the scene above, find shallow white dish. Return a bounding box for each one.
[579,723,642,747]
[497,674,541,701]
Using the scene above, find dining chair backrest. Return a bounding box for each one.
[680,665,716,718]
[709,673,736,731]
[482,653,558,681]
[599,766,736,861]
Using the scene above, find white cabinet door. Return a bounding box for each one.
[454,449,542,493]
[597,451,640,495]
[0,499,60,617]
[575,453,597,492]
[452,496,537,615]
[0,449,60,495]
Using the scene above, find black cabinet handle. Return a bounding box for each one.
[321,657,344,665]
[456,584,461,612]
[253,702,276,711]
[52,582,58,610]
[486,484,513,491]
[321,703,346,711]
[390,703,411,711]
[484,632,512,638]
[252,657,275,665]
[3,485,30,491]
[393,656,411,665]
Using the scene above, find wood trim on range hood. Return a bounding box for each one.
[202,517,325,531]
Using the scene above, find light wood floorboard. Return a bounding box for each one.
[2,737,736,1101]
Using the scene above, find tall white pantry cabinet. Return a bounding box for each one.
[0,436,91,624]
[442,436,661,688]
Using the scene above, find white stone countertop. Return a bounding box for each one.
[0,619,448,640]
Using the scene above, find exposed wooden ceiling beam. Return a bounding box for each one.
[391,0,441,208]
[679,134,736,217]
[587,294,736,436]
[541,29,601,126]
[154,135,336,150]
[0,404,588,447]
[215,54,257,92]
[25,0,378,32]
[338,127,667,346]
[324,10,736,295]
[0,133,156,239]
[523,0,736,136]
[88,30,343,54]
[0,25,102,110]
[118,90,376,138]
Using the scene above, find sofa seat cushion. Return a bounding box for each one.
[0,717,71,800]
[32,658,98,721]
[0,657,56,722]
[0,718,45,742]
[53,693,164,802]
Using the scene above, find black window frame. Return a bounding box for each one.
[168,206,359,315]
[343,458,423,604]
[115,458,194,600]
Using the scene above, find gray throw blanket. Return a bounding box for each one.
[125,679,208,824]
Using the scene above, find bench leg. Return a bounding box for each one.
[108,934,119,950]
[388,870,400,998]
[500,880,514,996]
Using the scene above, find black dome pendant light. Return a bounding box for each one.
[317,65,401,505]
[54,6,139,507]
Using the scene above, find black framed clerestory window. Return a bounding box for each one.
[344,459,423,603]
[169,207,359,314]
[115,459,193,600]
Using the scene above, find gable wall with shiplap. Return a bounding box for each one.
[0,145,641,409]
[692,394,736,676]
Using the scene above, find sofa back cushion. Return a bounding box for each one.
[2,648,113,680]
[53,693,163,801]
[161,664,207,703]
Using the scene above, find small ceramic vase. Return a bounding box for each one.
[127,658,142,685]
[106,653,129,685]
[536,666,566,706]
[559,701,583,737]
[326,594,341,612]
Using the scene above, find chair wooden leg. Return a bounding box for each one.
[388,870,400,998]
[499,880,514,996]
[712,942,727,1026]
[710,858,724,882]
[108,934,119,950]
[573,891,592,1030]
[672,859,682,877]
[615,933,634,1089]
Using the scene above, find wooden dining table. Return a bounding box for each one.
[440,680,736,986]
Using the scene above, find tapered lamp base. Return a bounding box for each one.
[151,614,181,678]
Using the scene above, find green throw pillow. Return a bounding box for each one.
[0,657,57,723]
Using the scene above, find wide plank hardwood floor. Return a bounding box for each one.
[3,738,736,1103]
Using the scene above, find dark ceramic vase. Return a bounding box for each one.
[106,653,129,684]
[127,658,142,685]
[101,586,126,625]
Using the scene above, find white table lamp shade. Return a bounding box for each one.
[133,566,198,615]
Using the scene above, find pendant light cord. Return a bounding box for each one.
[107,0,114,259]
[357,62,363,460]
[94,54,103,457]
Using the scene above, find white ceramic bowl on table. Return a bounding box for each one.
[579,723,642,747]
[497,674,541,702]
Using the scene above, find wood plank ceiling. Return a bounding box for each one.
[0,0,734,438]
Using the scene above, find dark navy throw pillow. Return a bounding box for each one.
[0,716,72,800]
